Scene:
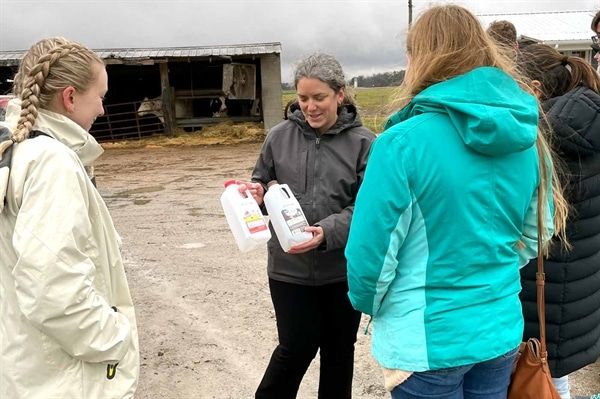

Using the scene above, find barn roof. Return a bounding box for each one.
[0,42,282,66]
[478,10,596,44]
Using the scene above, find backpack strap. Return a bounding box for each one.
[28,130,52,139]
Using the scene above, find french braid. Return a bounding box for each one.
[0,41,102,158]
[12,37,69,96]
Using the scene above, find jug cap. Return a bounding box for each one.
[224,179,237,188]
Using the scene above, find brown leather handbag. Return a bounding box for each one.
[508,187,560,399]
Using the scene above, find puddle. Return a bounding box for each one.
[187,208,225,218]
[179,186,200,192]
[188,207,203,217]
[168,176,196,184]
[185,167,215,172]
[113,185,165,197]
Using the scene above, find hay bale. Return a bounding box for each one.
[101,122,266,149]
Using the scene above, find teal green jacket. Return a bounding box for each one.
[345,67,554,371]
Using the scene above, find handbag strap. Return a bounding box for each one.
[536,177,549,361]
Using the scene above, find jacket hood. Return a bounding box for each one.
[385,67,539,156]
[543,86,600,157]
[4,97,22,128]
[4,98,104,166]
[287,102,362,135]
[0,98,104,212]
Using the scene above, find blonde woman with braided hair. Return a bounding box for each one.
[346,5,568,398]
[0,38,139,398]
[2,37,98,186]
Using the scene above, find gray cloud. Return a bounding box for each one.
[1,0,597,82]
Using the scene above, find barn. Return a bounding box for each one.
[0,42,282,141]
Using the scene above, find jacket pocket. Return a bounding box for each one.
[41,332,75,370]
[292,149,308,196]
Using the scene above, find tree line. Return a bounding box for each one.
[282,70,405,90]
[351,70,405,87]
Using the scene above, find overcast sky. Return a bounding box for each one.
[1,0,598,82]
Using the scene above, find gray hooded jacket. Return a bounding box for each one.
[252,103,375,285]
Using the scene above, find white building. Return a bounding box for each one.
[478,10,598,66]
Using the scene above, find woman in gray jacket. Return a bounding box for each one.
[240,53,375,399]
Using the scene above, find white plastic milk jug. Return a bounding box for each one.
[220,180,271,252]
[264,183,313,252]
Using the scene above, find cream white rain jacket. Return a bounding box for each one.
[0,100,139,398]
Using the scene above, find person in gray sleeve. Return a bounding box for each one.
[238,53,375,399]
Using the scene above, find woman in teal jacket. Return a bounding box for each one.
[345,5,568,399]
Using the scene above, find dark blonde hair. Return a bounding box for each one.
[393,4,568,247]
[399,5,516,102]
[0,38,103,157]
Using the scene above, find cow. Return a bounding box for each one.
[138,96,227,122]
[209,96,228,117]
[137,97,164,123]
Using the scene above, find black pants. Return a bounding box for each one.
[255,279,362,399]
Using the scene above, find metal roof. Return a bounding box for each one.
[0,42,281,66]
[478,10,596,43]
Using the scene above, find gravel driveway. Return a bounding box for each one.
[95,142,599,398]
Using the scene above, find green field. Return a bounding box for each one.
[282,86,398,133]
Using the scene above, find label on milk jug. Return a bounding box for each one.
[243,209,268,234]
[281,206,308,236]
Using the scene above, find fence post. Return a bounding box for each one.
[159,62,176,136]
[106,110,115,141]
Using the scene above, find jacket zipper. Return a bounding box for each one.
[311,136,320,282]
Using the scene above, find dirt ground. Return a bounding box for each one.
[95,140,600,399]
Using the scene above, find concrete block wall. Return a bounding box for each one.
[260,54,283,132]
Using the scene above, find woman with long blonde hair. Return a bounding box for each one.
[0,37,139,398]
[346,5,567,398]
